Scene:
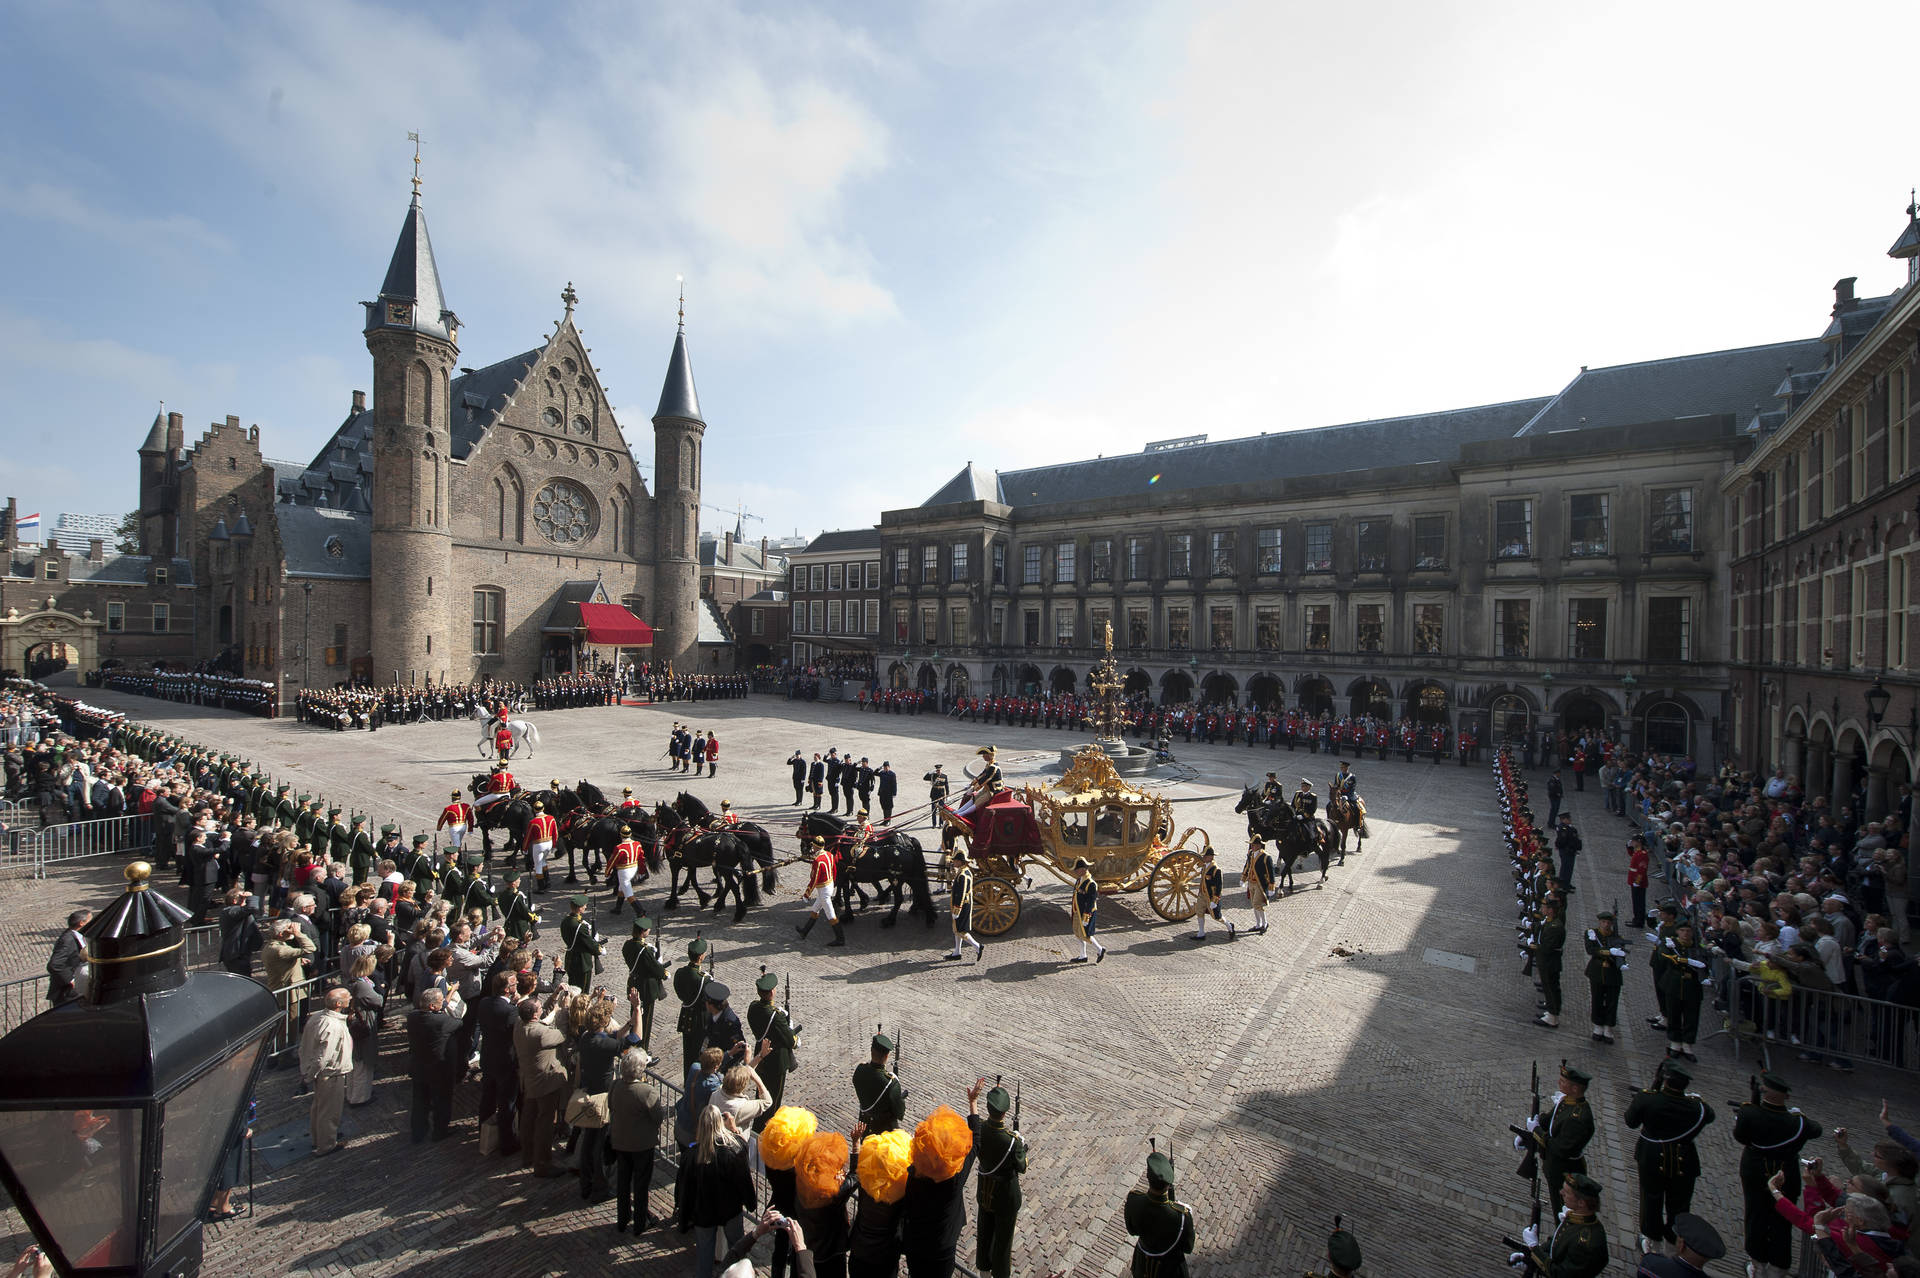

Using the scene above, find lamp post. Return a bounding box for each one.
[0,864,277,1278]
[301,581,313,691]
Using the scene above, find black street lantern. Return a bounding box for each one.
[1867,677,1892,727]
[0,864,278,1278]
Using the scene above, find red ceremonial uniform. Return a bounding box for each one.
[705,737,719,763]
[609,839,644,872]
[527,812,558,844]
[494,726,514,753]
[806,850,835,893]
[438,801,475,830]
[491,770,516,793]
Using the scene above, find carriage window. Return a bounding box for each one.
[1128,808,1152,845]
[1060,813,1087,846]
[1092,805,1125,847]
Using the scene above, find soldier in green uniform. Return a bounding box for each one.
[1532,895,1567,1029]
[437,847,466,912]
[348,815,376,884]
[1644,903,1680,1035]
[1582,912,1626,1044]
[1656,920,1710,1061]
[1123,1148,1193,1277]
[622,917,668,1049]
[1734,1072,1817,1278]
[968,1077,1026,1278]
[326,807,351,867]
[293,795,317,850]
[746,969,797,1130]
[499,869,539,945]
[559,895,602,991]
[274,784,296,830]
[853,1032,906,1133]
[1307,1223,1364,1278]
[408,834,438,903]
[673,938,711,1071]
[252,778,276,825]
[459,851,496,922]
[1623,1058,1715,1256]
[1509,1172,1608,1277]
[1515,1063,1595,1204]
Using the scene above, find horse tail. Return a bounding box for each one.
[899,836,934,918]
[525,722,540,744]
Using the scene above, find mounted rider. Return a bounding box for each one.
[1291,778,1318,822]
[475,761,518,811]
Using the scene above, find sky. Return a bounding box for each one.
[1,0,1915,546]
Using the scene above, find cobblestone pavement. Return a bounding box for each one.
[1,690,1901,1276]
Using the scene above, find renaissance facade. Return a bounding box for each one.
[876,331,1864,764]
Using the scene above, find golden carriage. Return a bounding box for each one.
[934,746,1211,937]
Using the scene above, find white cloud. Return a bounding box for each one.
[0,182,231,257]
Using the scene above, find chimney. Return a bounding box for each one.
[760,535,768,561]
[1833,276,1857,315]
[352,390,366,412]
[225,414,240,430]
[165,411,184,454]
[88,538,105,564]
[724,530,735,558]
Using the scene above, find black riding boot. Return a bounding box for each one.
[795,915,816,939]
[827,922,847,948]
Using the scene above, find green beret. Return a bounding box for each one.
[1328,1229,1363,1271]
[1566,1172,1603,1203]
[1661,1059,1692,1085]
[985,1086,1010,1116]
[297,794,312,804]
[351,814,367,825]
[1560,1064,1592,1086]
[688,938,707,957]
[633,919,649,936]
[411,834,429,845]
[755,972,778,993]
[462,851,483,866]
[1595,910,1615,921]
[380,824,397,835]
[871,1033,894,1054]
[327,807,341,817]
[568,894,588,907]
[1146,1150,1175,1185]
[1760,1071,1791,1094]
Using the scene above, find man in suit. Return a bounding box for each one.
[855,757,876,815]
[46,908,90,1004]
[877,761,899,823]
[407,987,464,1142]
[474,970,522,1157]
[788,749,808,805]
[808,754,826,811]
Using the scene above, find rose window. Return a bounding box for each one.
[532,480,592,545]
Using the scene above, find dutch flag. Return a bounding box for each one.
[14,512,39,542]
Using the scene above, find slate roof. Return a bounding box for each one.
[654,329,702,423]
[10,551,195,586]
[1822,291,1904,358]
[449,348,542,460]
[279,505,371,579]
[699,536,783,574]
[1515,339,1828,437]
[365,196,456,343]
[974,398,1550,509]
[541,579,609,633]
[797,528,882,556]
[139,411,168,454]
[277,410,374,511]
[922,463,1004,507]
[696,597,732,645]
[742,588,787,604]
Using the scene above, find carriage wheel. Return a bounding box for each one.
[973,876,1021,937]
[1147,850,1204,921]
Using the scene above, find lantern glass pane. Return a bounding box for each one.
[155,1045,260,1251]
[0,1105,144,1269]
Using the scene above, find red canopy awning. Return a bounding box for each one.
[577,601,654,647]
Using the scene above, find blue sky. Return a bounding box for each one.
[2,0,1914,544]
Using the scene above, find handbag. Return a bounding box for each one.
[564,1089,610,1128]
[478,1118,501,1155]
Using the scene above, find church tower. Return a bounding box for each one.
[651,288,704,671]
[364,182,458,685]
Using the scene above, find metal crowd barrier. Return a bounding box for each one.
[1728,974,1920,1075]
[22,813,154,878]
[0,974,44,1037]
[264,972,333,1065]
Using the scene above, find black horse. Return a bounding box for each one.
[467,774,532,859]
[563,807,652,885]
[653,803,752,922]
[672,793,777,898]
[1235,785,1332,893]
[794,812,937,927]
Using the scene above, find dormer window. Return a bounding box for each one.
[325,536,345,560]
[387,302,412,326]
[154,566,169,586]
[43,561,58,580]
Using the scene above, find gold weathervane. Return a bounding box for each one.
[408,131,423,198]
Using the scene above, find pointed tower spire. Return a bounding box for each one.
[363,137,458,342]
[1890,187,1920,286]
[139,405,168,454]
[655,277,702,424]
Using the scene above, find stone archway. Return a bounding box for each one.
[1200,672,1239,706]
[1246,673,1284,710]
[1,605,104,680]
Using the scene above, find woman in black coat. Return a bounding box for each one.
[682,1106,756,1278]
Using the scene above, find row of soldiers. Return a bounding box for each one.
[292,682,506,729]
[634,671,750,701]
[1493,751,1895,1278]
[853,687,935,714]
[98,667,279,717]
[529,673,622,709]
[653,931,1202,1277]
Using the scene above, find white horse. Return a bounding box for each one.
[478,717,541,761]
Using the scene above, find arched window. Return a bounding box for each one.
[494,478,508,540]
[1489,693,1530,742]
[1643,701,1691,756]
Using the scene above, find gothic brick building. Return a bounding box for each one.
[1,185,711,702]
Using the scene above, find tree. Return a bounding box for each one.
[115,510,140,554]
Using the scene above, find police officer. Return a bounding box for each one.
[969,1077,1025,1278]
[787,748,808,805]
[853,1031,906,1133]
[1624,1059,1715,1257]
[1124,1148,1194,1277]
[1733,1073,1817,1278]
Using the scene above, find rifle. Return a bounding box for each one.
[1510,1061,1541,1195]
[1733,1072,1761,1109]
[1501,1233,1543,1277]
[1014,1077,1022,1132]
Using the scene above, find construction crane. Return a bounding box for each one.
[702,500,763,540]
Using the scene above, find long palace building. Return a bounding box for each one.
[873,201,1920,772]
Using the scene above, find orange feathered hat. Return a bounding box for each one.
[910,1105,973,1182]
[796,1131,850,1208]
[857,1129,913,1204]
[759,1107,817,1172]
